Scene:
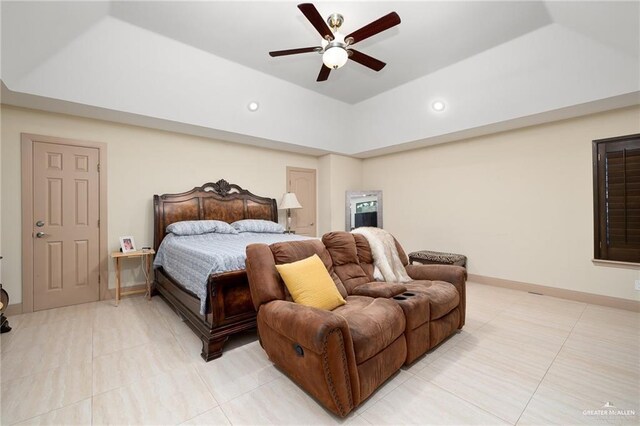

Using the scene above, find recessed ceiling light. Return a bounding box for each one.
[432,101,446,112]
[247,101,259,112]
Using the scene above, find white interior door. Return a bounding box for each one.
[32,141,100,310]
[287,167,317,237]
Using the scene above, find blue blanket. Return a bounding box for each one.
[154,232,309,314]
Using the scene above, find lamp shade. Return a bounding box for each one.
[322,46,348,69]
[279,192,302,210]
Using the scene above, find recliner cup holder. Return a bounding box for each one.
[402,292,415,296]
[393,296,407,300]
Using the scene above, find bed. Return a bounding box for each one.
[153,179,301,361]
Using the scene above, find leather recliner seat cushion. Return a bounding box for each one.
[332,295,406,363]
[404,281,459,320]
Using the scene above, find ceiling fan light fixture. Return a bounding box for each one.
[323,45,348,69]
[269,3,401,81]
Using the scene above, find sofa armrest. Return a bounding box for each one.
[405,264,466,286]
[405,264,466,327]
[259,300,352,355]
[351,282,407,298]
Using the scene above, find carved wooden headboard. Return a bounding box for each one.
[153,180,278,251]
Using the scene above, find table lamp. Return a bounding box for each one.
[279,192,302,233]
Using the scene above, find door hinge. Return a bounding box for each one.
[97,219,100,227]
[97,163,100,172]
[98,275,101,284]
[599,241,602,249]
[597,153,601,161]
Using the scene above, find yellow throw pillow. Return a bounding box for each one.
[276,254,346,311]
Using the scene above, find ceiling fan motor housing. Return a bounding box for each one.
[327,13,344,30]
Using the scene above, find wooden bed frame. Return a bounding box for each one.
[153,179,278,361]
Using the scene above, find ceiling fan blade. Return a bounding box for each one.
[348,49,386,71]
[298,3,334,40]
[269,47,320,57]
[346,12,401,45]
[317,64,331,82]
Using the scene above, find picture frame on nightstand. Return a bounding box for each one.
[119,236,136,253]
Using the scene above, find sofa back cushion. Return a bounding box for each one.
[275,254,346,310]
[323,232,371,293]
[270,239,348,298]
[395,239,410,266]
[247,239,348,310]
[352,233,410,279]
[353,234,375,280]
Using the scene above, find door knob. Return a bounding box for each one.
[35,220,45,227]
[36,232,46,238]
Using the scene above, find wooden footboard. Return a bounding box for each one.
[154,268,257,361]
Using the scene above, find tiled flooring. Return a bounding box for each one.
[1,282,638,425]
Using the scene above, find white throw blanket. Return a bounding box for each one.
[352,227,411,283]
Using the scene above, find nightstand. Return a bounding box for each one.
[111,249,155,306]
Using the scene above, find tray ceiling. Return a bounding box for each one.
[1,1,638,156]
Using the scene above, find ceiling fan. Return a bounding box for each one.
[269,3,401,82]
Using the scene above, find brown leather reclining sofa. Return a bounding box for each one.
[245,231,466,417]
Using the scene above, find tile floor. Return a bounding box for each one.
[1,282,638,425]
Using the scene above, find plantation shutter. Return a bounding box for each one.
[594,134,640,262]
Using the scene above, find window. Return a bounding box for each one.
[593,133,640,263]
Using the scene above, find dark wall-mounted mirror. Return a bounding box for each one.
[345,190,383,231]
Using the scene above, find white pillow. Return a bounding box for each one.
[166,220,237,236]
[231,219,285,234]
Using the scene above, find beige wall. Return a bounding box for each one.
[363,106,640,301]
[0,107,3,286]
[1,105,318,304]
[317,155,332,235]
[3,103,639,306]
[317,154,363,235]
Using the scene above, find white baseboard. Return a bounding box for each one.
[6,303,23,316]
[6,283,149,314]
[103,283,149,300]
[468,274,640,312]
